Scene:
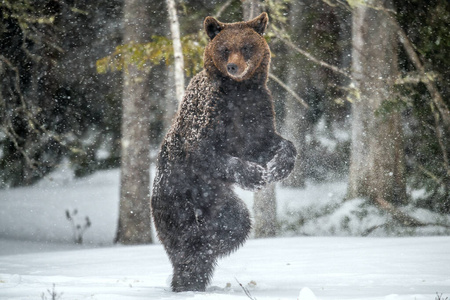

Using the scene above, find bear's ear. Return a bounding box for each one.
[204,16,224,40]
[247,12,269,35]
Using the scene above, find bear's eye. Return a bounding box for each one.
[242,45,252,55]
[220,47,230,59]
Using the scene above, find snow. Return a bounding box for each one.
[0,168,120,246]
[1,236,449,299]
[1,167,449,299]
[299,287,318,300]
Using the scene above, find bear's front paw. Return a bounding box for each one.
[265,139,296,182]
[235,160,268,191]
[266,152,296,182]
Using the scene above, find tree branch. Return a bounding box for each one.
[215,0,233,18]
[430,103,450,177]
[0,55,82,158]
[1,124,40,172]
[375,197,424,227]
[275,33,352,80]
[381,10,450,129]
[320,0,449,128]
[360,197,450,236]
[268,73,309,109]
[417,164,445,187]
[394,71,439,85]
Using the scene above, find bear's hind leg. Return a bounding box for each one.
[171,251,216,292]
[168,190,251,292]
[207,192,251,258]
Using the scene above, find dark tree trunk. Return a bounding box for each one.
[347,0,407,205]
[116,0,154,244]
[282,0,309,188]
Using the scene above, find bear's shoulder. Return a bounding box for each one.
[162,71,223,159]
[185,70,216,94]
[179,71,219,111]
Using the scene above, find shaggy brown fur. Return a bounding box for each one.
[151,13,296,292]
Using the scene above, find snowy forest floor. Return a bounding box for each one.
[1,236,449,300]
[1,167,450,299]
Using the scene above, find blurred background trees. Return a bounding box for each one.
[1,0,449,240]
[1,0,123,186]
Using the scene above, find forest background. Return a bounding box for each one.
[1,0,449,244]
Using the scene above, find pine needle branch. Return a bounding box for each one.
[380,9,450,129]
[362,197,450,236]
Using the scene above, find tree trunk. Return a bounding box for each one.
[282,0,308,188]
[242,0,262,20]
[116,0,153,244]
[166,0,185,104]
[253,182,277,237]
[347,0,407,205]
[242,0,278,238]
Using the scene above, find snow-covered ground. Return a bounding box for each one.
[1,236,449,300]
[1,168,449,299]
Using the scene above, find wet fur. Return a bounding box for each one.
[151,13,296,292]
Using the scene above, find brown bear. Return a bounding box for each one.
[151,12,296,292]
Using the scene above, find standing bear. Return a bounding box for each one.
[151,12,296,292]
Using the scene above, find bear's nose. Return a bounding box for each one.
[227,63,238,75]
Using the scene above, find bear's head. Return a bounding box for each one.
[203,13,270,83]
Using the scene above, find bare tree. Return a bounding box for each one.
[166,0,185,104]
[347,0,407,205]
[116,0,153,244]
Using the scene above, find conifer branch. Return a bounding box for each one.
[430,103,450,178]
[380,9,450,129]
[0,55,84,166]
[321,0,449,128]
[361,197,450,236]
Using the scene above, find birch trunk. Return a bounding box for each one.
[242,0,261,20]
[348,0,407,205]
[166,0,185,104]
[116,0,153,244]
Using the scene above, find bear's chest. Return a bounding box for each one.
[220,90,265,158]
